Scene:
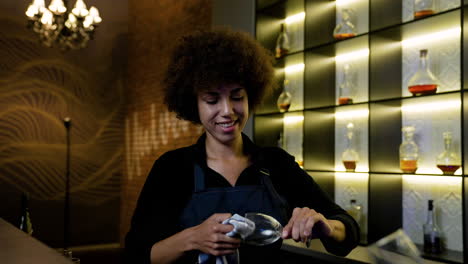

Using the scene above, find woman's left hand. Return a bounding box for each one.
[281,207,333,243]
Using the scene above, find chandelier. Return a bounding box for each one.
[25,0,102,50]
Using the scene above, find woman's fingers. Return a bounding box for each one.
[283,207,332,242]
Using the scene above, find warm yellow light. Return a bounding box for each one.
[335,109,369,119]
[335,0,360,6]
[284,115,304,125]
[285,63,305,74]
[335,49,369,62]
[285,12,305,25]
[401,27,461,47]
[416,167,463,175]
[335,172,369,181]
[403,175,461,185]
[401,100,461,113]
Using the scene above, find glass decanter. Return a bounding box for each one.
[277,80,292,113]
[275,23,290,58]
[342,122,359,172]
[333,8,357,40]
[423,200,443,254]
[408,49,438,96]
[338,63,355,105]
[400,126,418,173]
[436,131,461,175]
[414,0,436,19]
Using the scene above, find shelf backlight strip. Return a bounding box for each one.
[403,175,461,185]
[335,0,360,6]
[284,115,304,125]
[335,109,369,119]
[401,100,461,113]
[335,172,369,181]
[401,27,461,47]
[335,49,369,62]
[285,63,305,74]
[416,167,463,175]
[285,12,305,25]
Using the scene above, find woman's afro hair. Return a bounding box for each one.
[163,27,276,124]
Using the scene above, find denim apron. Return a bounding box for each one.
[178,164,289,263]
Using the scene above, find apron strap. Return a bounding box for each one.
[194,164,205,192]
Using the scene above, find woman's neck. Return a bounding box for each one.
[205,134,244,160]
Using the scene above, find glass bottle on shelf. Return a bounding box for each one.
[275,23,290,58]
[338,63,355,105]
[333,8,357,40]
[414,0,436,19]
[400,126,418,173]
[436,131,461,175]
[18,192,33,235]
[277,80,292,113]
[346,199,362,225]
[423,200,443,254]
[408,49,438,96]
[342,122,359,172]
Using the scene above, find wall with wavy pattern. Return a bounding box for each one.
[0,0,127,247]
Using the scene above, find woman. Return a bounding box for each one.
[125,28,360,264]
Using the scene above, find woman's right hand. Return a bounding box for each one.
[187,213,241,256]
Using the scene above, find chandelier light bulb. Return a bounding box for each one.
[65,13,77,29]
[72,0,89,17]
[33,0,46,9]
[26,4,40,18]
[40,9,53,25]
[48,0,67,14]
[88,6,102,24]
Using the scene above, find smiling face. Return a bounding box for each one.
[197,83,249,145]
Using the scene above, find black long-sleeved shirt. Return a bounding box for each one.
[125,133,360,263]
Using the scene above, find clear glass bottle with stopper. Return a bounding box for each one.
[342,122,359,172]
[333,8,357,40]
[436,131,461,175]
[275,23,290,58]
[338,63,355,105]
[277,80,292,113]
[400,126,418,173]
[408,49,438,96]
[423,199,443,254]
[414,0,436,19]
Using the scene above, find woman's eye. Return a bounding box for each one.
[232,96,244,101]
[206,100,217,104]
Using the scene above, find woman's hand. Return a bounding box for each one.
[187,213,241,256]
[281,207,334,243]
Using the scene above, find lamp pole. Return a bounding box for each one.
[63,117,71,250]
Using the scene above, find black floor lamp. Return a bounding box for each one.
[63,117,71,253]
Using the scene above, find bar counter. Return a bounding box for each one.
[0,218,73,264]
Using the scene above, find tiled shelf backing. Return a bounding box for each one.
[402,175,463,252]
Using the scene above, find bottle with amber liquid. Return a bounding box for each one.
[423,200,443,254]
[400,126,418,173]
[18,192,33,235]
[333,8,357,40]
[277,80,292,113]
[436,131,461,175]
[342,122,359,172]
[414,0,436,19]
[275,23,290,58]
[338,63,355,105]
[408,49,438,96]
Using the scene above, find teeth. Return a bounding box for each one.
[217,121,235,127]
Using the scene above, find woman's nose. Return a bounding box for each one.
[220,98,234,115]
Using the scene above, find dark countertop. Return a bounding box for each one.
[0,218,73,264]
